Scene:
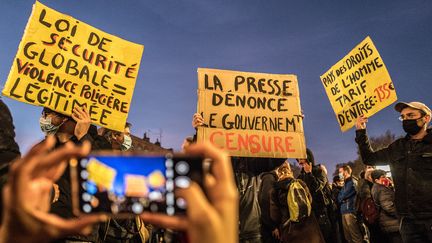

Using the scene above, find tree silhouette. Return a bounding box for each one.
[332,130,400,180]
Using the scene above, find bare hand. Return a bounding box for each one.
[0,136,106,243]
[72,106,91,140]
[272,228,280,240]
[303,162,312,173]
[140,142,238,243]
[192,113,205,129]
[355,115,368,130]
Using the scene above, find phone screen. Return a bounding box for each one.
[70,153,203,216]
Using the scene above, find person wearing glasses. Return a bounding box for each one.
[355,101,432,243]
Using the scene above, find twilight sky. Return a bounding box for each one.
[1,0,431,173]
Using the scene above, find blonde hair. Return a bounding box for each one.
[276,161,294,180]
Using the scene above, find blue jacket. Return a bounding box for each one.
[338,177,357,214]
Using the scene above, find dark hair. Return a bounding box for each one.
[185,136,194,143]
[296,148,315,165]
[341,165,352,175]
[359,170,365,179]
[42,108,69,119]
[125,122,132,128]
[371,169,386,181]
[306,148,315,166]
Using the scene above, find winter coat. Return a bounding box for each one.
[259,171,278,231]
[297,167,335,242]
[270,178,325,243]
[236,171,262,241]
[355,178,373,213]
[338,177,357,214]
[297,166,332,215]
[356,128,432,219]
[371,183,400,233]
[0,99,20,164]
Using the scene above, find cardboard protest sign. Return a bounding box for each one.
[320,36,397,132]
[2,1,144,131]
[197,68,306,158]
[87,158,117,190]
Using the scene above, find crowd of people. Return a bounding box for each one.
[0,97,431,243]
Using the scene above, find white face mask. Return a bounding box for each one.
[339,172,344,181]
[121,134,132,151]
[39,116,62,135]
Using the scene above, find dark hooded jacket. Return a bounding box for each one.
[297,149,333,216]
[356,128,432,219]
[371,183,400,233]
[270,178,325,243]
[0,99,20,164]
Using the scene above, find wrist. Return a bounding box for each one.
[0,222,37,243]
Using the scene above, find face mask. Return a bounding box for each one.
[121,134,132,151]
[339,172,344,181]
[39,116,62,135]
[380,178,391,187]
[403,118,424,135]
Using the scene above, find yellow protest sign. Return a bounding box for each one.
[87,158,117,190]
[320,36,397,132]
[125,174,149,197]
[2,2,144,131]
[197,68,306,158]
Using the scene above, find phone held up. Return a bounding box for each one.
[70,152,206,217]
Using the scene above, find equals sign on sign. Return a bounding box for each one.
[113,84,127,95]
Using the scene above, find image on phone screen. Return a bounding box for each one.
[72,153,202,216]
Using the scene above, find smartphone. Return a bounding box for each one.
[70,152,205,217]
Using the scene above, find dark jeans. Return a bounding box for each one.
[400,217,432,243]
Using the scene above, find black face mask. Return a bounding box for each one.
[403,118,423,135]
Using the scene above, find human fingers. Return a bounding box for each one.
[80,106,90,117]
[32,211,107,238]
[175,183,218,224]
[71,111,82,122]
[185,143,233,185]
[78,106,91,121]
[11,135,56,170]
[9,136,57,198]
[175,183,227,243]
[73,106,90,122]
[139,212,188,231]
[31,141,91,180]
[73,106,86,117]
[355,115,368,129]
[204,173,217,192]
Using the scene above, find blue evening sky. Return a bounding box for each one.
[1,0,431,173]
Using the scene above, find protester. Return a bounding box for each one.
[355,101,432,243]
[181,136,194,152]
[0,99,21,222]
[259,165,279,243]
[332,175,346,243]
[297,149,335,243]
[0,136,106,243]
[269,162,325,243]
[370,170,402,243]
[338,165,363,243]
[102,122,134,151]
[354,169,376,243]
[99,122,150,243]
[232,157,265,243]
[140,142,239,243]
[0,99,20,165]
[192,112,264,243]
[38,106,110,242]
